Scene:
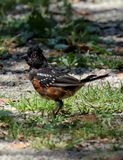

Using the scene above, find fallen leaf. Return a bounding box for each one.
[78,44,91,53]
[117,72,123,78]
[113,47,123,55]
[48,50,63,57]
[9,142,29,150]
[64,114,97,125]
[0,98,10,106]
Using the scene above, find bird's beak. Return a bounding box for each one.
[21,54,28,60]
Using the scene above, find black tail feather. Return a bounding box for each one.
[81,74,109,83]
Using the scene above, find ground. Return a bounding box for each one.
[1,0,123,160]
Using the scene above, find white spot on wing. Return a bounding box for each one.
[37,73,52,77]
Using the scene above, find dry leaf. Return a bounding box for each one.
[0,98,10,106]
[117,72,123,78]
[9,142,29,150]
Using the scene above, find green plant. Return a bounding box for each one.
[59,52,79,68]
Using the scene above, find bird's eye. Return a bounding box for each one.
[32,52,37,58]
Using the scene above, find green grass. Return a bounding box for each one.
[10,83,123,115]
[54,53,123,69]
[0,84,123,150]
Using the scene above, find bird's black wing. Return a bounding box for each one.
[36,68,81,87]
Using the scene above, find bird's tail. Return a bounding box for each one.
[81,74,109,83]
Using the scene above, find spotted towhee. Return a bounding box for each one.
[22,45,108,115]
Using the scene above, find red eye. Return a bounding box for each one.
[32,52,37,58]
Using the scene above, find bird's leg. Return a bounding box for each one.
[53,100,63,116]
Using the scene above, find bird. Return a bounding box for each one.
[22,45,108,116]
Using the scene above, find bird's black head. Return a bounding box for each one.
[23,45,48,69]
